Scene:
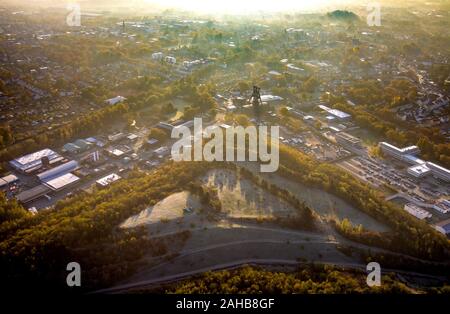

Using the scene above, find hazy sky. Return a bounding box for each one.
[141,0,352,14]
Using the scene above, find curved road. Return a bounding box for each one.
[95,258,446,294]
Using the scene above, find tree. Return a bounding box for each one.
[279,107,289,117]
[148,128,169,141]
[303,77,319,93]
[235,114,250,127]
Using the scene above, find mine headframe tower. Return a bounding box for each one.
[249,85,262,121]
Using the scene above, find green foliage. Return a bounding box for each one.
[278,144,450,261]
[148,127,169,141]
[0,125,14,149]
[332,103,450,168]
[0,162,209,290]
[303,76,319,93]
[0,103,130,163]
[0,193,29,224]
[163,266,422,294]
[327,10,359,21]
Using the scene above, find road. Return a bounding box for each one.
[95,258,447,294]
[93,218,448,294]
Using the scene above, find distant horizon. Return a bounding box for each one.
[0,0,435,16]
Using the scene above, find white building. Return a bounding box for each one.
[96,173,121,188]
[44,173,80,191]
[105,96,126,106]
[404,203,432,220]
[10,149,63,173]
[261,95,284,103]
[152,52,164,60]
[379,142,420,160]
[165,56,177,64]
[318,105,351,120]
[426,162,450,182]
[37,160,79,182]
[407,164,431,178]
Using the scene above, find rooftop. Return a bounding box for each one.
[44,173,80,191]
[10,149,62,172]
[408,164,431,176]
[427,162,450,176]
[96,173,121,187]
[404,203,432,220]
[318,105,351,119]
[261,95,283,102]
[16,184,51,203]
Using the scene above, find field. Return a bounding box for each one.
[200,168,298,219]
[120,191,202,229]
[107,165,397,292]
[239,162,391,232]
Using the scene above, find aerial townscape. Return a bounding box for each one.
[0,0,449,299]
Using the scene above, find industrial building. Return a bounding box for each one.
[105,96,126,106]
[37,160,80,191]
[37,160,79,182]
[426,162,450,182]
[96,173,121,188]
[407,164,431,178]
[86,137,105,147]
[63,143,81,154]
[434,219,450,236]
[43,173,80,191]
[0,174,18,187]
[105,145,132,158]
[108,133,126,142]
[63,139,93,154]
[318,105,351,120]
[73,139,93,151]
[379,142,450,182]
[403,154,426,165]
[379,142,420,160]
[9,149,64,173]
[16,184,51,204]
[403,203,432,220]
[335,132,362,149]
[260,95,284,103]
[127,133,139,141]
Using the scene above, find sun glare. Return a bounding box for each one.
[142,0,347,14]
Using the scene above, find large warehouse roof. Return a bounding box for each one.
[318,105,351,119]
[37,160,79,182]
[16,184,51,204]
[43,173,80,191]
[10,149,63,173]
